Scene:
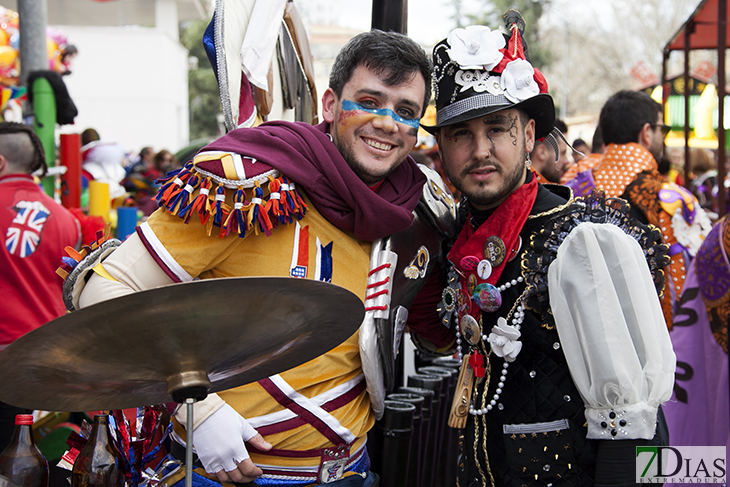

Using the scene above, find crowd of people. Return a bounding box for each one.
[75,127,183,216]
[0,8,728,487]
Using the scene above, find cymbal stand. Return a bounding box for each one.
[184,398,195,487]
[169,372,211,487]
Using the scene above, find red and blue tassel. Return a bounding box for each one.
[248,183,273,236]
[222,187,249,238]
[170,174,199,216]
[211,185,229,229]
[184,177,213,225]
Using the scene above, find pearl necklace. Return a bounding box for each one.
[453,276,525,416]
[470,301,525,415]
[455,276,524,359]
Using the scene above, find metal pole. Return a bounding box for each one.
[718,0,727,218]
[684,23,691,190]
[60,133,81,208]
[716,1,730,440]
[33,76,56,197]
[185,399,194,487]
[662,49,673,182]
[371,0,407,34]
[662,50,668,105]
[17,0,48,87]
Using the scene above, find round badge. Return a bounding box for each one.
[507,236,522,262]
[477,259,492,280]
[484,236,506,267]
[467,273,478,295]
[460,314,481,346]
[472,283,502,312]
[457,288,471,315]
[460,255,480,271]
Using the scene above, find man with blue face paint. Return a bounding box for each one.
[339,101,422,130]
[320,47,430,187]
[70,29,457,487]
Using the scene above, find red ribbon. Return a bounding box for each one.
[469,352,486,378]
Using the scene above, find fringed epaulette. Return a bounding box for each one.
[154,151,307,238]
[56,224,113,281]
[56,224,122,312]
[522,191,670,313]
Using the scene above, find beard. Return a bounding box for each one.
[332,127,404,186]
[461,143,528,209]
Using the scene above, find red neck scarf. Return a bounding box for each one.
[449,175,538,291]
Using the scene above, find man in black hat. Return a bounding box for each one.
[423,15,676,486]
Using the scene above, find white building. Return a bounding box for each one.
[3,0,207,155]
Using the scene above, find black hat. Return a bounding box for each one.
[421,14,555,139]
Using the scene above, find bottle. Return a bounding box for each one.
[71,414,125,487]
[0,414,49,487]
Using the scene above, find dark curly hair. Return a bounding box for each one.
[0,122,47,177]
[328,29,432,117]
[599,90,662,145]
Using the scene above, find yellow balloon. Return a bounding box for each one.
[0,45,17,69]
[47,38,58,55]
[0,29,9,46]
[46,38,61,70]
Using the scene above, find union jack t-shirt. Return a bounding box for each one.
[6,200,50,258]
[0,174,80,347]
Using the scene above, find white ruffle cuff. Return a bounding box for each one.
[547,222,676,440]
[584,401,659,439]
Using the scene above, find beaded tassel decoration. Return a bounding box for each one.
[249,182,273,236]
[211,185,228,229]
[185,178,213,225]
[173,175,199,218]
[265,177,286,225]
[222,187,250,238]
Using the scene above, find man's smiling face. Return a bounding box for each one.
[322,64,426,186]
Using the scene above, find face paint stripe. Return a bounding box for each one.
[341,100,421,129]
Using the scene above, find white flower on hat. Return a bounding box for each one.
[500,59,539,103]
[487,317,522,362]
[447,25,505,70]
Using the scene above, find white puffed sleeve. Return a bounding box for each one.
[547,222,675,440]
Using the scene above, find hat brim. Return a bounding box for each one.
[421,93,555,140]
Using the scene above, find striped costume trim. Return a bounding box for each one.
[258,375,357,446]
[252,376,367,437]
[136,222,193,283]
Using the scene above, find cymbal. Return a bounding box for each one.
[0,277,364,411]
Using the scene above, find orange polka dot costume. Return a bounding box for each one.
[565,142,712,328]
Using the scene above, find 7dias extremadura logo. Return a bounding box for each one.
[636,446,726,483]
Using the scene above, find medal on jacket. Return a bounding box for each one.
[459,314,481,346]
[449,315,486,429]
[448,352,476,429]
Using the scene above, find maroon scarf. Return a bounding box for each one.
[204,121,426,241]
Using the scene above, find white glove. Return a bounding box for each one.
[191,403,260,473]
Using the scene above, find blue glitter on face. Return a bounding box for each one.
[341,100,421,128]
